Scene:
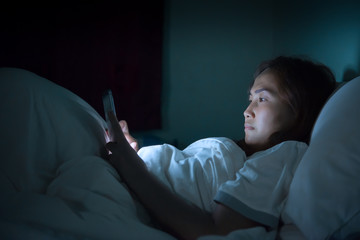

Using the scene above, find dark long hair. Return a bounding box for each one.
[251,56,336,145]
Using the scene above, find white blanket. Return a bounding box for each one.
[0,68,174,240]
[139,137,246,212]
[0,68,279,240]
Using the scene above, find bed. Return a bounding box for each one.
[0,67,359,240]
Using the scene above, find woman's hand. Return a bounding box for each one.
[119,120,139,152]
[105,111,145,176]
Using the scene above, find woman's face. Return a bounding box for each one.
[244,70,294,151]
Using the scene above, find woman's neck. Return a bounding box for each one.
[235,139,274,157]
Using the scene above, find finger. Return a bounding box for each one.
[119,120,138,149]
[119,120,129,133]
[130,142,139,152]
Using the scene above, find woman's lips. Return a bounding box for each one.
[244,124,255,130]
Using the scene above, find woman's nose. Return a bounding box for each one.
[244,104,255,118]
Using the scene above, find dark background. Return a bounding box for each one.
[0,1,164,131]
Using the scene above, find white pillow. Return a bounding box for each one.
[284,76,360,240]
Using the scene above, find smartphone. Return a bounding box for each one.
[102,89,116,140]
[102,89,116,122]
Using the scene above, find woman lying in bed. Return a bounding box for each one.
[106,56,336,240]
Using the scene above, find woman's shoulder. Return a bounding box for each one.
[246,140,308,167]
[273,140,308,151]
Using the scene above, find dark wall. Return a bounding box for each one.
[0,1,164,131]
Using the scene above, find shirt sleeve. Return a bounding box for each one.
[214,141,308,229]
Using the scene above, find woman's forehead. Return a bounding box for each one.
[250,71,281,95]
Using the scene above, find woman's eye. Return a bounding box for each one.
[259,97,266,102]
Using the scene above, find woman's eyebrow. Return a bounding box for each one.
[255,88,277,95]
[249,88,274,96]
[254,88,267,94]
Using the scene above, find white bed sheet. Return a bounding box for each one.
[0,67,304,240]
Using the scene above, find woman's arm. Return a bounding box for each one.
[105,112,262,240]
